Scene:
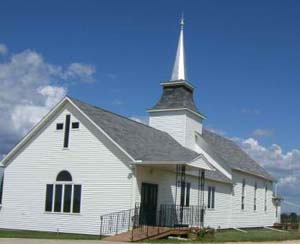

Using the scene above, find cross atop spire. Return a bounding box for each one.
[171,15,187,81]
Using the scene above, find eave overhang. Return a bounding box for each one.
[147,107,206,120]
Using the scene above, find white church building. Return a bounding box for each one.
[0,19,281,236]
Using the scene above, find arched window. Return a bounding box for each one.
[56,170,72,181]
[45,170,81,214]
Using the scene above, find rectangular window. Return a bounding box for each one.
[45,184,53,212]
[264,184,268,212]
[207,186,215,209]
[72,122,80,129]
[63,184,72,213]
[54,184,62,212]
[45,183,81,214]
[212,187,215,209]
[185,183,191,207]
[0,172,4,205]
[178,181,191,207]
[56,123,64,130]
[64,115,71,148]
[241,179,245,210]
[73,185,81,213]
[254,182,257,211]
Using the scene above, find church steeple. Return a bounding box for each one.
[148,17,205,148]
[148,17,204,117]
[171,16,187,81]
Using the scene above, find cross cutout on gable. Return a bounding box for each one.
[56,114,80,148]
[63,114,71,148]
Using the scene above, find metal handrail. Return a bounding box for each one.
[99,203,205,238]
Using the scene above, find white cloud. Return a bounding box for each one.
[279,175,298,186]
[0,44,8,55]
[65,63,96,83]
[0,44,96,156]
[252,128,273,138]
[234,136,300,212]
[237,137,300,171]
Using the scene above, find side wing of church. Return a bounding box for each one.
[0,18,281,236]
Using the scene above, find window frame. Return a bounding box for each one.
[0,172,4,205]
[177,180,191,207]
[71,122,80,129]
[254,182,257,211]
[207,186,215,210]
[241,179,246,210]
[45,171,82,215]
[56,170,73,182]
[56,123,64,130]
[264,183,268,212]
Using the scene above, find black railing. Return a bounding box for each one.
[99,203,205,238]
[160,204,204,227]
[100,208,136,236]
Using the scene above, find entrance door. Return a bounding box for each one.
[140,183,158,226]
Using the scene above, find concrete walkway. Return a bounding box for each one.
[0,239,299,244]
[0,239,125,244]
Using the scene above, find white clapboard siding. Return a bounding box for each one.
[135,166,278,229]
[184,112,203,150]
[230,171,278,228]
[204,179,232,229]
[149,111,187,146]
[149,110,203,150]
[0,103,134,235]
[135,166,232,229]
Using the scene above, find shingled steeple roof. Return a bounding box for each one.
[149,17,204,118]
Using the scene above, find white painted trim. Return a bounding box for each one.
[134,156,213,171]
[205,176,232,185]
[134,161,186,165]
[183,111,187,146]
[130,165,137,209]
[187,154,215,171]
[147,108,206,120]
[194,131,232,180]
[160,80,194,90]
[232,168,274,182]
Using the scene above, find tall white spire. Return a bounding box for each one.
[171,15,187,81]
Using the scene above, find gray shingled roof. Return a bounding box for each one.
[201,129,274,181]
[70,97,272,182]
[70,97,199,162]
[150,84,202,115]
[205,168,231,183]
[70,97,231,183]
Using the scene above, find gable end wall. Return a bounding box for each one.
[0,103,134,235]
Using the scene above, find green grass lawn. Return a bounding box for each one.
[146,229,300,243]
[0,229,100,240]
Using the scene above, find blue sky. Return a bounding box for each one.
[0,0,300,212]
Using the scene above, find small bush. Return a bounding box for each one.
[187,227,215,240]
